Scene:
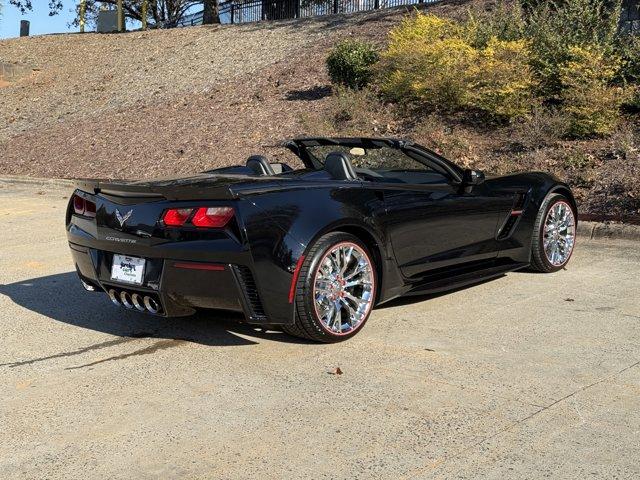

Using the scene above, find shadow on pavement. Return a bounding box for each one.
[0,272,311,347]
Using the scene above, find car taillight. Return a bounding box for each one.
[162,206,234,228]
[163,208,193,226]
[73,194,96,218]
[191,207,234,228]
[73,195,84,214]
[84,200,96,217]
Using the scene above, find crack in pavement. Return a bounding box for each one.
[0,332,156,368]
[403,359,640,479]
[65,339,187,370]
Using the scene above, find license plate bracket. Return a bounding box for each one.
[111,254,146,285]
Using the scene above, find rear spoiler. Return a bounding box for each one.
[73,173,292,201]
[73,176,239,201]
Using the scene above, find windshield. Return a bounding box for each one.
[304,144,419,170]
[302,143,450,185]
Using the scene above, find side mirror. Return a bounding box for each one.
[463,169,485,186]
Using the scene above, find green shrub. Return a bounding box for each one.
[464,1,526,48]
[525,0,619,97]
[559,46,623,137]
[326,40,379,90]
[520,0,620,12]
[617,34,640,84]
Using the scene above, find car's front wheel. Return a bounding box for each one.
[283,232,377,342]
[530,193,577,273]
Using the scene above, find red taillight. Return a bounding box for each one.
[73,194,96,218]
[163,208,193,226]
[73,195,85,215]
[191,207,234,228]
[84,200,96,217]
[162,206,234,228]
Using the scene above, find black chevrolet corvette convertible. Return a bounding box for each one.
[67,137,576,342]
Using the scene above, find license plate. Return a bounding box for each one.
[111,254,146,285]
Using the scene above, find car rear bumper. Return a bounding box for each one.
[69,241,267,322]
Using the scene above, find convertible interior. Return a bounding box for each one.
[211,141,452,185]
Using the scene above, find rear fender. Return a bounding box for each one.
[243,187,405,323]
[240,200,305,325]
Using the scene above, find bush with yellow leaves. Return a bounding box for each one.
[467,38,535,120]
[378,13,535,121]
[379,15,474,109]
[559,46,624,138]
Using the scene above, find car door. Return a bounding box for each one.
[380,180,513,278]
[355,154,512,279]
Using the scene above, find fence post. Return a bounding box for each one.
[374,0,379,8]
[231,4,235,24]
[333,0,338,14]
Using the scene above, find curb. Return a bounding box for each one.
[1,175,639,241]
[576,221,640,242]
[0,175,74,189]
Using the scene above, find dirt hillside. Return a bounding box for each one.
[0,0,637,218]
[0,2,470,179]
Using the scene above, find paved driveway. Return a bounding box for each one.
[1,182,639,479]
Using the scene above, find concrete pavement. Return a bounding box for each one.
[1,182,639,479]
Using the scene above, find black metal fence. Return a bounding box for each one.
[177,0,441,26]
[177,11,205,27]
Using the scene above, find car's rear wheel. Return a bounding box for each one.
[530,193,576,273]
[283,232,376,343]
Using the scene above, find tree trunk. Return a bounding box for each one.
[203,0,221,24]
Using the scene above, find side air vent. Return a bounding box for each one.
[231,265,267,321]
[497,193,527,240]
[513,192,527,211]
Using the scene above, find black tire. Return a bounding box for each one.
[282,232,377,343]
[530,193,577,273]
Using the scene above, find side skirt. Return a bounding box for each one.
[405,259,529,296]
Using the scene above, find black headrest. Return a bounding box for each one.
[246,155,275,176]
[325,152,357,181]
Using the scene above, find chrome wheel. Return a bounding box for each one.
[543,200,576,267]
[312,242,375,336]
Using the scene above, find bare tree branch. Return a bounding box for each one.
[9,0,217,26]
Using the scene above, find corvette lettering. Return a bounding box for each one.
[105,236,137,244]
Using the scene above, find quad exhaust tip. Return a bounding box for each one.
[108,288,161,314]
[120,291,134,309]
[108,289,120,306]
[131,293,146,312]
[143,296,161,314]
